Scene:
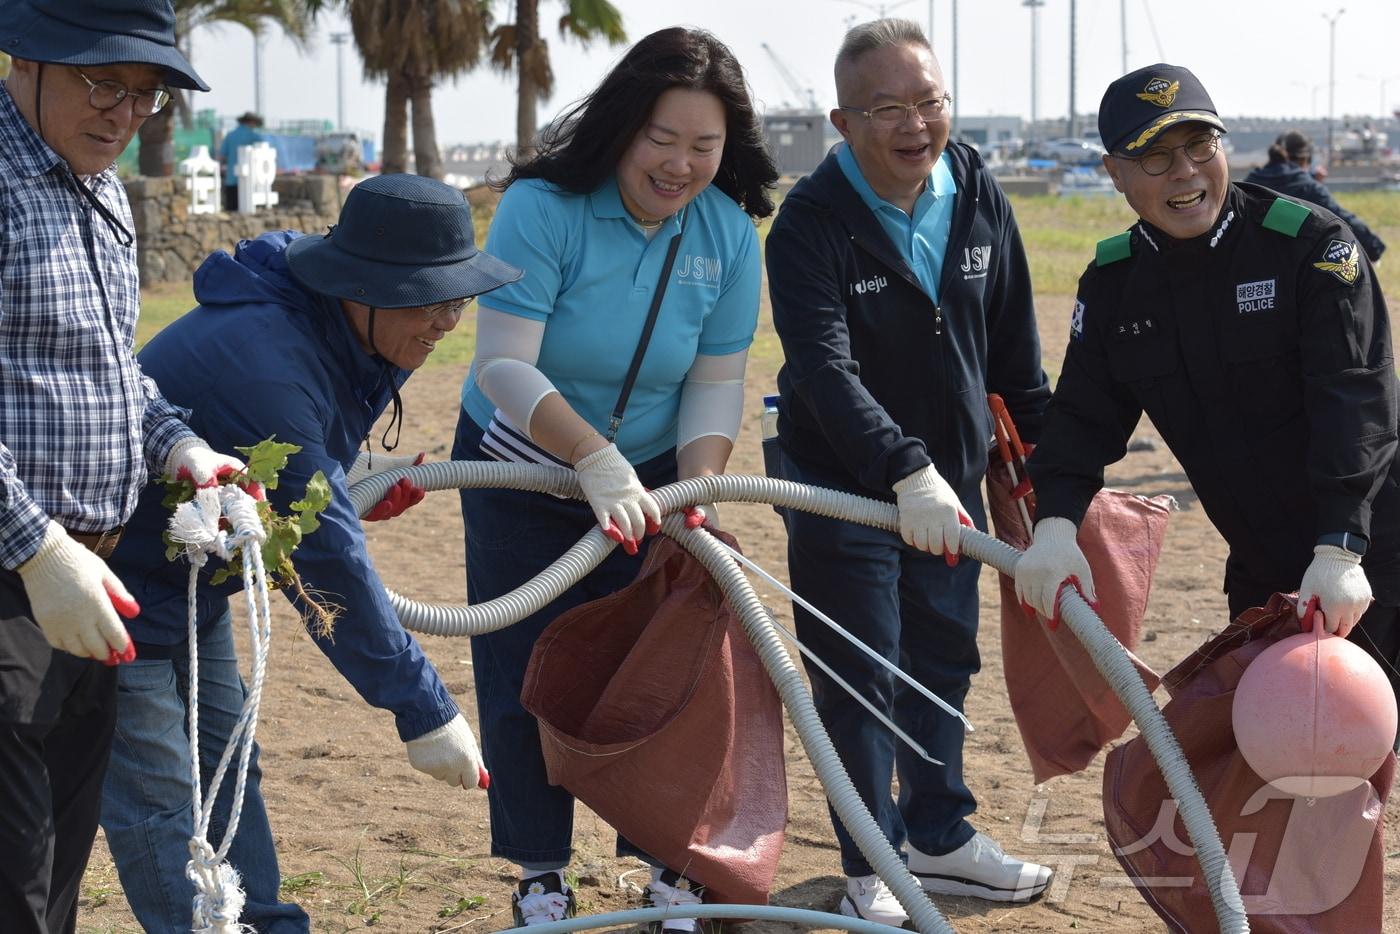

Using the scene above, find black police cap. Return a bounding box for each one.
[1098,63,1227,155]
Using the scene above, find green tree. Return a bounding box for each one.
[138,0,312,177]
[489,0,626,158]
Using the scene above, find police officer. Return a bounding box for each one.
[1015,64,1400,726]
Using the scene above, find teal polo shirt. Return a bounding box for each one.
[462,176,761,464]
[837,142,957,301]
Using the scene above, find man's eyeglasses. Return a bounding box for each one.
[420,296,475,321]
[1115,132,1221,176]
[74,68,171,117]
[839,94,953,129]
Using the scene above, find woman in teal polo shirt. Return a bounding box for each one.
[450,26,778,930]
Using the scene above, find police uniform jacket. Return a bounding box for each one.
[766,141,1050,499]
[1029,182,1400,603]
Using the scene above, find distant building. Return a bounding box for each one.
[763,111,828,177]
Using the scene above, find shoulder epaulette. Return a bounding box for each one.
[1261,197,1310,237]
[1095,232,1132,267]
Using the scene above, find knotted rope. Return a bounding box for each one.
[166,485,273,933]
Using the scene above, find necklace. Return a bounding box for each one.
[625,206,665,230]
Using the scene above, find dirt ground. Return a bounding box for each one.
[79,291,1399,933]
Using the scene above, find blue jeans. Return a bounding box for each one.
[100,609,308,933]
[453,410,673,868]
[780,449,984,877]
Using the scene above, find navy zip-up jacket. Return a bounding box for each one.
[1243,160,1386,262]
[766,142,1050,499]
[106,231,459,741]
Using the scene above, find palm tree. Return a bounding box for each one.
[489,0,626,158]
[138,0,312,177]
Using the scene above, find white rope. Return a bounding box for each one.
[166,485,271,933]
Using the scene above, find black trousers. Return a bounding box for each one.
[0,568,118,934]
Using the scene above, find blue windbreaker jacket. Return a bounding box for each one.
[106,231,459,741]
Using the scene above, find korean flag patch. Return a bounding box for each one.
[1313,238,1360,286]
[1070,299,1086,340]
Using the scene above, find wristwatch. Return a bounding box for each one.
[1317,531,1368,556]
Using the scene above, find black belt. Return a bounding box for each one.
[65,526,124,560]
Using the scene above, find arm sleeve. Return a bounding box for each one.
[140,371,198,477]
[766,205,931,490]
[221,378,459,741]
[1304,179,1386,262]
[1027,272,1145,524]
[1297,230,1397,540]
[983,186,1052,443]
[471,308,559,434]
[677,349,747,448]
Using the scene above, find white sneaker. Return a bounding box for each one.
[839,873,910,927]
[908,833,1052,902]
[645,869,706,933]
[511,871,576,926]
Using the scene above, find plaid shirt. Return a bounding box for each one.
[0,86,194,569]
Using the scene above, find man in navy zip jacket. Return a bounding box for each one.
[766,18,1052,926]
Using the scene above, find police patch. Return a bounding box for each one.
[1136,77,1179,108]
[1313,238,1360,285]
[1070,299,1085,340]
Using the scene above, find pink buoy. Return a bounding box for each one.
[1232,625,1397,797]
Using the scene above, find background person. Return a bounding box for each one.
[452,26,777,929]
[219,109,264,211]
[100,174,521,932]
[0,0,245,929]
[765,18,1053,926]
[1018,64,1400,747]
[1244,129,1386,263]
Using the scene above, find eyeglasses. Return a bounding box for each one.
[420,296,475,320]
[1115,132,1221,176]
[839,94,953,128]
[74,68,171,117]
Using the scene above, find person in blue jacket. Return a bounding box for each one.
[765,19,1054,925]
[219,111,265,211]
[99,174,521,932]
[454,26,777,931]
[1244,130,1385,264]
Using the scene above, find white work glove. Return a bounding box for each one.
[17,521,139,662]
[405,713,489,790]
[892,464,971,559]
[346,450,423,486]
[1296,544,1372,637]
[1014,517,1097,626]
[684,502,720,530]
[164,437,249,488]
[573,443,661,553]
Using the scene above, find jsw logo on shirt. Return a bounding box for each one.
[960,244,992,279]
[676,254,722,288]
[850,275,888,296]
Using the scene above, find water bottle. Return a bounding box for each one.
[760,394,781,482]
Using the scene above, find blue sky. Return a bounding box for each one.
[187,0,1400,144]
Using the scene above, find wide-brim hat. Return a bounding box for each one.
[286,174,522,309]
[0,0,209,92]
[1098,63,1226,155]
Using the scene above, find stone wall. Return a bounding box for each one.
[122,175,344,287]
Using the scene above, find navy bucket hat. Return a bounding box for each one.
[285,174,523,309]
[0,0,209,92]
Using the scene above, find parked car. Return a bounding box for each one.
[1030,137,1106,165]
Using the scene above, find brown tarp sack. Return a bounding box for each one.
[1104,594,1395,932]
[987,460,1169,782]
[520,531,786,906]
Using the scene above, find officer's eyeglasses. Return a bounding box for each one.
[1117,132,1221,176]
[420,296,475,321]
[73,68,171,117]
[839,94,953,128]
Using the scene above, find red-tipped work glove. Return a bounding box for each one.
[574,444,661,555]
[165,437,261,499]
[1014,516,1097,629]
[1297,545,1372,637]
[405,713,489,790]
[893,464,972,564]
[348,451,427,521]
[17,522,139,662]
[684,503,720,530]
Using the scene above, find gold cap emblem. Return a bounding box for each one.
[1136,77,1179,108]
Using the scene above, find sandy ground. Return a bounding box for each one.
[78,293,1399,933]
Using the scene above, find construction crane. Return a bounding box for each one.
[761,42,820,112]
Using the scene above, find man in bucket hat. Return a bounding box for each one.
[0,1,249,929]
[96,173,522,930]
[1018,64,1400,735]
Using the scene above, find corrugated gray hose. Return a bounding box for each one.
[350,464,1248,934]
